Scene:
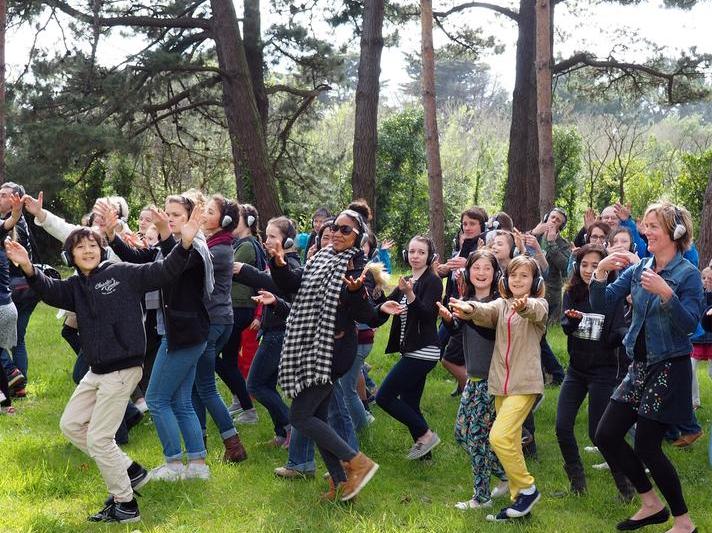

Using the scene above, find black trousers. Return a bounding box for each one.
[595,400,688,517]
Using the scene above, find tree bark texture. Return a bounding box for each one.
[698,162,712,269]
[503,0,540,231]
[351,0,385,223]
[210,0,281,223]
[420,0,445,258]
[535,0,554,217]
[0,0,5,182]
[243,0,268,129]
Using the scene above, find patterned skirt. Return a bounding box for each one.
[612,356,693,425]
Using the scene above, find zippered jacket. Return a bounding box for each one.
[458,297,548,396]
[27,244,190,373]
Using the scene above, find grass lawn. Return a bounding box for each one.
[1,303,711,532]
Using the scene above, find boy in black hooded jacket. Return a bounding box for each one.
[5,206,200,524]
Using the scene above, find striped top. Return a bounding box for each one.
[399,295,440,361]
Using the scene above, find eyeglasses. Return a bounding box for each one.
[589,235,606,242]
[329,223,360,236]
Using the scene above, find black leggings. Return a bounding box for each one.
[595,400,688,516]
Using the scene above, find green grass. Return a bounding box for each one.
[1,303,711,532]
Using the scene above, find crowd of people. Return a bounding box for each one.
[0,180,710,532]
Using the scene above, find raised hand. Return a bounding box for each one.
[271,239,286,267]
[180,203,203,248]
[446,256,467,271]
[380,238,395,251]
[511,296,528,313]
[449,297,474,319]
[343,272,367,292]
[398,276,414,295]
[640,267,674,300]
[93,200,119,240]
[524,232,542,253]
[149,207,170,240]
[380,300,404,316]
[583,208,597,230]
[436,301,453,323]
[5,240,33,274]
[564,309,583,320]
[9,193,23,219]
[22,191,45,222]
[597,251,632,273]
[613,202,632,222]
[530,221,548,236]
[251,289,276,306]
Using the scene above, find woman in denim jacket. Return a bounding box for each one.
[589,201,703,533]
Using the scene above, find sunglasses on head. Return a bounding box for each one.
[329,223,360,236]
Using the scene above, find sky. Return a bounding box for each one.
[6,1,712,103]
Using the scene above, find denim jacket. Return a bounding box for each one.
[589,252,704,366]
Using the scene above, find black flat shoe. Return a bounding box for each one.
[616,508,670,531]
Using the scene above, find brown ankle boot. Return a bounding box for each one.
[223,434,247,463]
[341,452,379,501]
[320,477,345,501]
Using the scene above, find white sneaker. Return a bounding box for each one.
[134,398,149,414]
[583,446,599,454]
[236,408,259,425]
[490,480,509,499]
[365,412,376,425]
[228,400,243,416]
[591,462,610,471]
[184,463,210,480]
[455,498,493,510]
[150,463,184,482]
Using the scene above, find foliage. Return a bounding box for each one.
[675,149,712,233]
[553,127,583,240]
[375,107,429,260]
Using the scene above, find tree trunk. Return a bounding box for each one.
[536,0,554,217]
[503,0,539,231]
[351,0,385,224]
[243,0,268,129]
[697,162,712,268]
[420,0,445,258]
[0,0,5,182]
[210,0,281,223]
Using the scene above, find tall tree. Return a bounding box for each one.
[10,0,335,223]
[699,162,712,268]
[434,0,710,229]
[0,0,5,182]
[536,0,554,216]
[420,0,444,257]
[351,0,385,218]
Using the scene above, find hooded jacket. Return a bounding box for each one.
[27,244,190,373]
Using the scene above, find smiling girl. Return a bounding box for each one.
[450,255,548,522]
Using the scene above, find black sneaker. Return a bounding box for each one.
[88,498,140,523]
[505,487,541,518]
[127,462,150,491]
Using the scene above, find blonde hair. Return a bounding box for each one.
[643,201,693,253]
[498,255,545,299]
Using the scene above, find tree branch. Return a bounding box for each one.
[142,75,221,113]
[44,0,212,30]
[433,2,519,22]
[265,83,331,97]
[133,100,223,137]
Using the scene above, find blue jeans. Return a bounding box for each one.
[247,330,290,437]
[285,380,359,472]
[341,343,372,432]
[215,307,254,409]
[1,296,37,378]
[192,324,237,440]
[147,337,207,461]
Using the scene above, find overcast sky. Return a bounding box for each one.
[7,1,712,103]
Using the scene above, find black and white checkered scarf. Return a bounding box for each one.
[278,246,358,399]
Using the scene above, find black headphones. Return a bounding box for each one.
[283,219,297,249]
[543,207,567,231]
[673,207,686,241]
[61,237,109,268]
[501,258,544,296]
[402,236,437,266]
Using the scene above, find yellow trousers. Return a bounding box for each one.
[490,394,537,500]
